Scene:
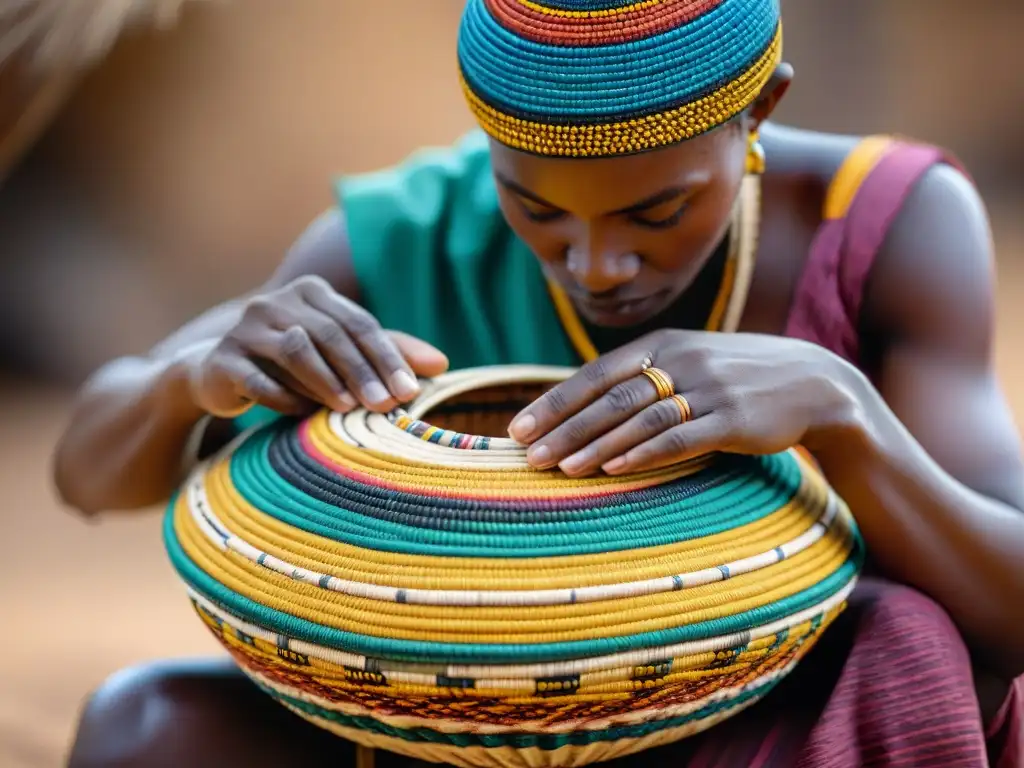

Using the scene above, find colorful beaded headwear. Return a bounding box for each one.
[167,365,862,767]
[457,0,782,158]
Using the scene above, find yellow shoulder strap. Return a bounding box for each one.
[823,135,895,221]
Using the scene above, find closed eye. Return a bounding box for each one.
[517,198,566,223]
[629,202,689,230]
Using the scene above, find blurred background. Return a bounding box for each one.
[0,1,1021,765]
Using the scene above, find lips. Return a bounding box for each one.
[575,290,666,312]
[573,289,672,326]
[582,300,646,315]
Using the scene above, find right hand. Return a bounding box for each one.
[184,275,449,418]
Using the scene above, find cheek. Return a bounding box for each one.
[642,197,737,272]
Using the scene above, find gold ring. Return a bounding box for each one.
[670,393,693,423]
[641,367,675,400]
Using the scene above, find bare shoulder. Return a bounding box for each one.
[763,122,995,351]
[865,161,994,355]
[760,122,863,190]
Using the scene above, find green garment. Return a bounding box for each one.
[336,130,580,371]
[237,131,579,432]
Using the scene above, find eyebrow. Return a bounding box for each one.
[495,172,686,216]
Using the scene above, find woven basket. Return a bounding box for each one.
[166,365,863,767]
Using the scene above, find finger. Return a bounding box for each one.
[601,414,726,475]
[525,373,663,470]
[209,355,312,416]
[296,312,399,411]
[256,358,358,413]
[304,289,419,405]
[248,326,354,412]
[509,347,653,443]
[558,395,689,477]
[389,331,450,377]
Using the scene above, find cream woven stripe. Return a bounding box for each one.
[185,577,855,682]
[186,460,846,607]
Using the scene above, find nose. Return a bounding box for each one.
[565,225,641,295]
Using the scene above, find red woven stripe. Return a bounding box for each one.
[484,0,724,47]
[297,422,640,504]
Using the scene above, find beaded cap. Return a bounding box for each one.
[457,0,783,158]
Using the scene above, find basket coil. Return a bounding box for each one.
[166,365,863,767]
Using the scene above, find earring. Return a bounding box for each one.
[746,130,765,175]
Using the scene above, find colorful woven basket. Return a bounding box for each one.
[165,365,863,767]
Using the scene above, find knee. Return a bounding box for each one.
[67,660,223,768]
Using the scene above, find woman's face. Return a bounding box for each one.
[489,123,748,328]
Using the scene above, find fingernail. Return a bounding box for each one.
[337,391,357,411]
[363,381,390,406]
[603,456,627,474]
[509,414,536,442]
[527,444,551,468]
[390,370,420,400]
[560,450,590,475]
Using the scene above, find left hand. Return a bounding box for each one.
[508,329,859,476]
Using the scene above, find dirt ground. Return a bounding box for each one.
[2,219,1022,767]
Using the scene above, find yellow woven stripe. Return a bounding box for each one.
[178,506,850,642]
[212,613,831,699]
[462,25,781,158]
[516,0,664,19]
[226,633,800,702]
[200,458,833,589]
[243,626,830,716]
[175,497,852,643]
[207,468,831,590]
[304,412,712,495]
[823,135,894,220]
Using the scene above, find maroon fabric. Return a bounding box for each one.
[587,579,1011,768]
[623,141,1023,767]
[382,141,1024,768]
[783,142,962,370]
[393,580,1023,767]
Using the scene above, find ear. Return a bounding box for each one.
[748,63,794,130]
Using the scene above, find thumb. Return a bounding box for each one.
[388,331,450,378]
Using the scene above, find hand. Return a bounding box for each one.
[507,329,858,476]
[185,275,449,417]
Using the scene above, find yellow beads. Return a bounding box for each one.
[517,0,665,18]
[462,24,782,158]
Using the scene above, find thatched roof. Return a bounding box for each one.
[0,0,204,183]
[1,0,201,70]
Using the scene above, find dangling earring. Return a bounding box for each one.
[746,130,765,175]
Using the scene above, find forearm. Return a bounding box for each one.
[53,299,252,515]
[53,349,212,516]
[813,373,1024,678]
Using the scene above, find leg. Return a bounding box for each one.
[67,657,418,767]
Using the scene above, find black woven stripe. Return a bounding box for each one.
[263,428,737,528]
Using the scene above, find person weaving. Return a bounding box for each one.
[55,0,1024,765]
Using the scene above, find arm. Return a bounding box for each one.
[504,163,1024,677]
[52,209,359,516]
[813,164,1024,678]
